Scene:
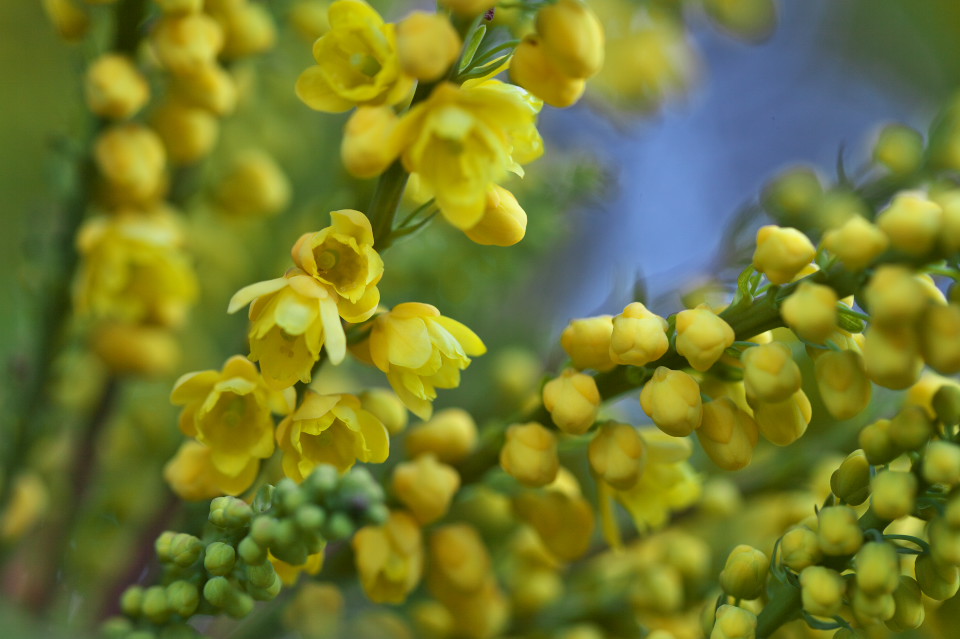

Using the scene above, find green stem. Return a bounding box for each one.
[369,161,410,249]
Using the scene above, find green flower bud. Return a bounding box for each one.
[830,449,871,505]
[760,166,823,225]
[238,536,268,566]
[165,533,203,567]
[204,541,237,576]
[780,526,822,572]
[142,585,171,624]
[800,566,845,618]
[274,478,305,516]
[247,572,282,601]
[323,511,355,541]
[946,494,960,528]
[818,506,862,556]
[886,576,925,631]
[272,518,299,548]
[223,590,254,619]
[338,466,384,505]
[889,406,934,451]
[295,504,326,532]
[870,470,917,520]
[855,542,900,596]
[929,517,960,566]
[209,496,253,529]
[249,515,275,546]
[101,617,133,639]
[851,586,895,622]
[915,553,960,600]
[873,124,924,176]
[924,441,960,485]
[166,580,199,618]
[203,576,235,608]
[120,585,144,617]
[245,562,278,590]
[710,604,757,639]
[304,464,339,498]
[858,419,901,465]
[934,384,960,425]
[719,544,769,600]
[366,502,390,526]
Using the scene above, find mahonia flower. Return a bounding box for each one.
[353,510,424,604]
[229,269,346,389]
[75,209,198,327]
[171,355,294,478]
[295,0,413,113]
[276,391,389,480]
[163,440,259,500]
[290,209,383,322]
[359,303,486,419]
[271,552,325,587]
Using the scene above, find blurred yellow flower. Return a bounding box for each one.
[163,440,260,500]
[276,392,389,479]
[270,551,325,586]
[353,510,423,604]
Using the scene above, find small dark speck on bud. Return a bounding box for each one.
[484,8,495,20]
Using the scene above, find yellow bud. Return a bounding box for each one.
[815,350,872,420]
[151,13,225,75]
[151,99,219,165]
[172,64,237,116]
[588,422,646,489]
[410,600,453,639]
[91,322,180,376]
[640,367,702,437]
[710,605,756,639]
[696,398,758,471]
[353,510,423,604]
[509,36,587,108]
[341,106,401,179]
[780,282,838,344]
[464,186,528,247]
[561,315,615,371]
[863,325,923,390]
[289,1,331,41]
[818,505,862,556]
[760,166,823,224]
[915,553,959,600]
[85,54,150,120]
[850,586,895,623]
[855,542,900,596]
[858,419,900,465]
[500,422,559,488]
[889,406,933,451]
[439,0,495,17]
[920,303,960,374]
[934,384,960,425]
[512,568,562,615]
[749,389,811,446]
[535,0,604,78]
[609,302,669,366]
[359,389,408,435]
[876,191,943,257]
[873,124,924,175]
[929,517,960,566]
[703,0,776,42]
[215,150,290,217]
[719,545,768,600]
[43,0,90,41]
[427,523,490,595]
[396,12,460,82]
[491,347,541,402]
[392,454,461,524]
[924,441,960,485]
[94,123,167,205]
[830,449,871,506]
[217,2,277,60]
[155,0,203,13]
[675,306,735,372]
[936,190,960,254]
[631,566,684,614]
[821,216,889,270]
[752,225,816,285]
[864,265,931,328]
[780,526,821,572]
[886,576,925,631]
[0,472,48,542]
[741,342,801,402]
[870,470,916,520]
[406,408,477,464]
[799,566,845,618]
[513,479,594,561]
[542,368,600,435]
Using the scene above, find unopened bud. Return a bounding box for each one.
[855,542,900,596]
[543,368,600,435]
[640,367,702,437]
[800,566,845,618]
[830,449,871,506]
[561,315,615,372]
[719,545,768,600]
[780,526,821,572]
[870,470,917,520]
[818,506,862,556]
[675,306,735,372]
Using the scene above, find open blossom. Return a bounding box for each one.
[170,356,294,479]
[163,440,260,500]
[295,0,413,113]
[229,269,346,389]
[290,209,383,322]
[359,303,486,419]
[276,392,389,480]
[353,510,423,604]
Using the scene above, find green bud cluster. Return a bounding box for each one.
[104,465,387,639]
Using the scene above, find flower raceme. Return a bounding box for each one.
[357,303,486,419]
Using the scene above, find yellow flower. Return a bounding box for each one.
[295,0,413,113]
[353,510,424,604]
[609,302,669,367]
[696,397,759,471]
[405,407,477,463]
[561,315,615,371]
[171,356,293,477]
[229,269,347,389]
[94,123,167,206]
[640,367,702,437]
[396,12,461,82]
[588,422,646,490]
[752,225,816,285]
[290,210,384,322]
[391,454,460,524]
[500,422,560,488]
[75,209,198,327]
[163,440,260,501]
[276,391,389,479]
[542,368,600,435]
[362,303,486,419]
[509,36,587,109]
[675,305,735,372]
[214,150,291,217]
[394,80,543,229]
[270,551,325,586]
[514,470,596,561]
[91,321,180,376]
[740,342,801,403]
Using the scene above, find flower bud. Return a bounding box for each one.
[509,35,588,109]
[204,541,237,576]
[780,526,821,572]
[696,398,759,471]
[799,566,845,617]
[920,303,960,374]
[353,510,423,604]
[120,586,144,617]
[172,64,237,116]
[675,306,735,372]
[864,266,930,328]
[214,150,290,217]
[359,388,408,435]
[396,12,460,82]
[855,542,900,596]
[238,536,267,565]
[142,585,171,624]
[151,13,225,75]
[752,225,816,285]
[392,454,460,524]
[561,315,615,372]
[850,586,895,623]
[498,422,559,488]
[710,605,756,639]
[924,441,960,485]
[209,496,253,528]
[830,450,871,506]
[513,483,594,561]
[640,367,702,437]
[341,106,401,179]
[822,216,889,270]
[749,389,811,446]
[780,282,838,344]
[719,545,768,600]
[915,553,960,600]
[427,523,490,596]
[863,325,923,390]
[166,581,199,618]
[815,350,872,420]
[85,54,150,120]
[873,124,924,175]
[152,99,219,165]
[464,185,528,247]
[406,408,477,463]
[609,302,669,366]
[439,0,495,17]
[741,342,801,402]
[588,422,646,489]
[858,419,901,466]
[216,2,277,60]
[543,368,600,435]
[889,406,933,451]
[43,0,90,41]
[876,191,943,256]
[94,124,166,205]
[156,0,203,13]
[761,167,822,224]
[929,517,960,566]
[91,322,180,376]
[703,0,776,43]
[886,576,925,631]
[934,384,960,425]
[536,0,604,79]
[818,505,862,556]
[870,470,917,520]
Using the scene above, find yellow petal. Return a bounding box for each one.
[295,66,353,113]
[228,277,288,314]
